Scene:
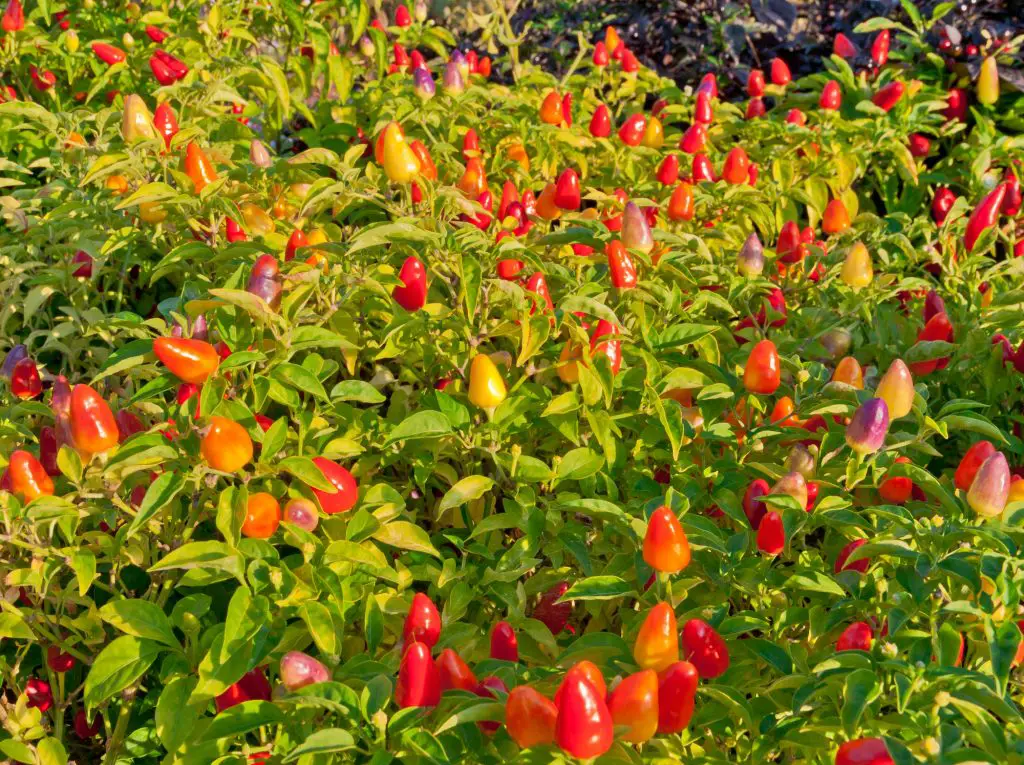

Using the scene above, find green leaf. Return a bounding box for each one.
[128,471,186,537]
[372,521,441,559]
[149,541,245,582]
[99,600,181,649]
[156,676,200,753]
[283,729,356,761]
[301,600,338,655]
[436,475,495,519]
[842,668,881,733]
[330,379,386,403]
[558,576,634,602]
[385,410,452,446]
[35,738,67,765]
[202,700,286,741]
[84,636,162,712]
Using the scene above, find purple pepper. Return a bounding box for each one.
[443,61,464,95]
[845,398,890,454]
[413,67,435,101]
[1,344,29,379]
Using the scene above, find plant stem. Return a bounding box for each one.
[102,687,136,765]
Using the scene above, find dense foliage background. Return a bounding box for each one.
[0,0,1023,763]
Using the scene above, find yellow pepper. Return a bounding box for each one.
[121,94,155,143]
[468,354,507,408]
[841,242,873,290]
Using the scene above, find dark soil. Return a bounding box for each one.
[507,0,1024,97]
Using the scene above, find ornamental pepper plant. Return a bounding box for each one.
[0,1,1023,764]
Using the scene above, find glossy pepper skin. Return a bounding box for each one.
[907,312,953,376]
[70,384,119,454]
[153,337,220,384]
[396,642,441,708]
[392,256,427,311]
[8,450,54,502]
[668,182,695,221]
[607,669,659,743]
[215,668,272,712]
[505,686,557,748]
[643,506,691,572]
[554,673,613,759]
[835,737,894,765]
[403,592,441,649]
[977,56,999,106]
[964,183,1006,252]
[743,478,770,528]
[875,359,914,419]
[607,240,637,289]
[618,113,646,146]
[757,511,785,555]
[435,648,476,691]
[836,621,873,652]
[967,451,1010,517]
[553,168,581,210]
[872,81,904,112]
[200,417,253,472]
[184,142,218,193]
[955,441,996,491]
[92,42,126,65]
[589,104,611,138]
[490,621,518,661]
[590,319,622,376]
[468,354,507,409]
[744,339,781,394]
[656,661,698,733]
[242,493,281,539]
[681,618,730,678]
[10,357,41,399]
[310,457,358,514]
[153,103,178,150]
[721,147,750,185]
[634,602,678,671]
[835,539,869,574]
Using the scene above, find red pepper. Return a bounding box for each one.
[145,25,169,43]
[692,153,715,182]
[932,187,956,224]
[871,30,890,66]
[2,0,24,32]
[435,648,477,691]
[153,103,179,150]
[524,272,553,314]
[1002,171,1022,216]
[656,154,680,186]
[871,81,904,112]
[532,582,571,634]
[554,673,613,759]
[150,55,177,86]
[694,91,713,124]
[656,661,698,733]
[396,642,440,708]
[964,183,1007,251]
[589,104,611,137]
[392,256,427,311]
[153,50,188,80]
[770,58,791,86]
[907,312,954,376]
[679,123,707,153]
[835,737,894,765]
[606,240,637,290]
[681,618,730,678]
[553,168,580,210]
[617,113,646,146]
[403,592,440,648]
[92,42,127,66]
[746,69,765,97]
[590,319,622,375]
[490,621,518,661]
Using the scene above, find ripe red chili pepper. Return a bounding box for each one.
[215,668,271,712]
[964,183,1007,251]
[532,581,571,633]
[836,621,874,652]
[606,240,637,289]
[70,384,119,455]
[145,25,169,43]
[679,123,707,153]
[617,113,646,146]
[681,618,730,678]
[694,91,713,124]
[310,457,358,514]
[393,256,427,311]
[835,737,894,765]
[396,641,441,708]
[871,81,904,112]
[656,661,698,733]
[757,511,785,554]
[92,42,126,66]
[553,168,580,210]
[490,621,518,661]
[435,648,477,691]
[770,58,791,86]
[554,673,613,759]
[590,319,622,375]
[743,478,770,528]
[907,312,954,376]
[403,592,441,648]
[871,30,890,66]
[932,187,957,224]
[835,538,869,573]
[656,154,680,186]
[643,506,690,572]
[692,153,715,182]
[153,337,220,384]
[8,450,54,502]
[607,670,658,742]
[747,69,765,97]
[506,686,557,747]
